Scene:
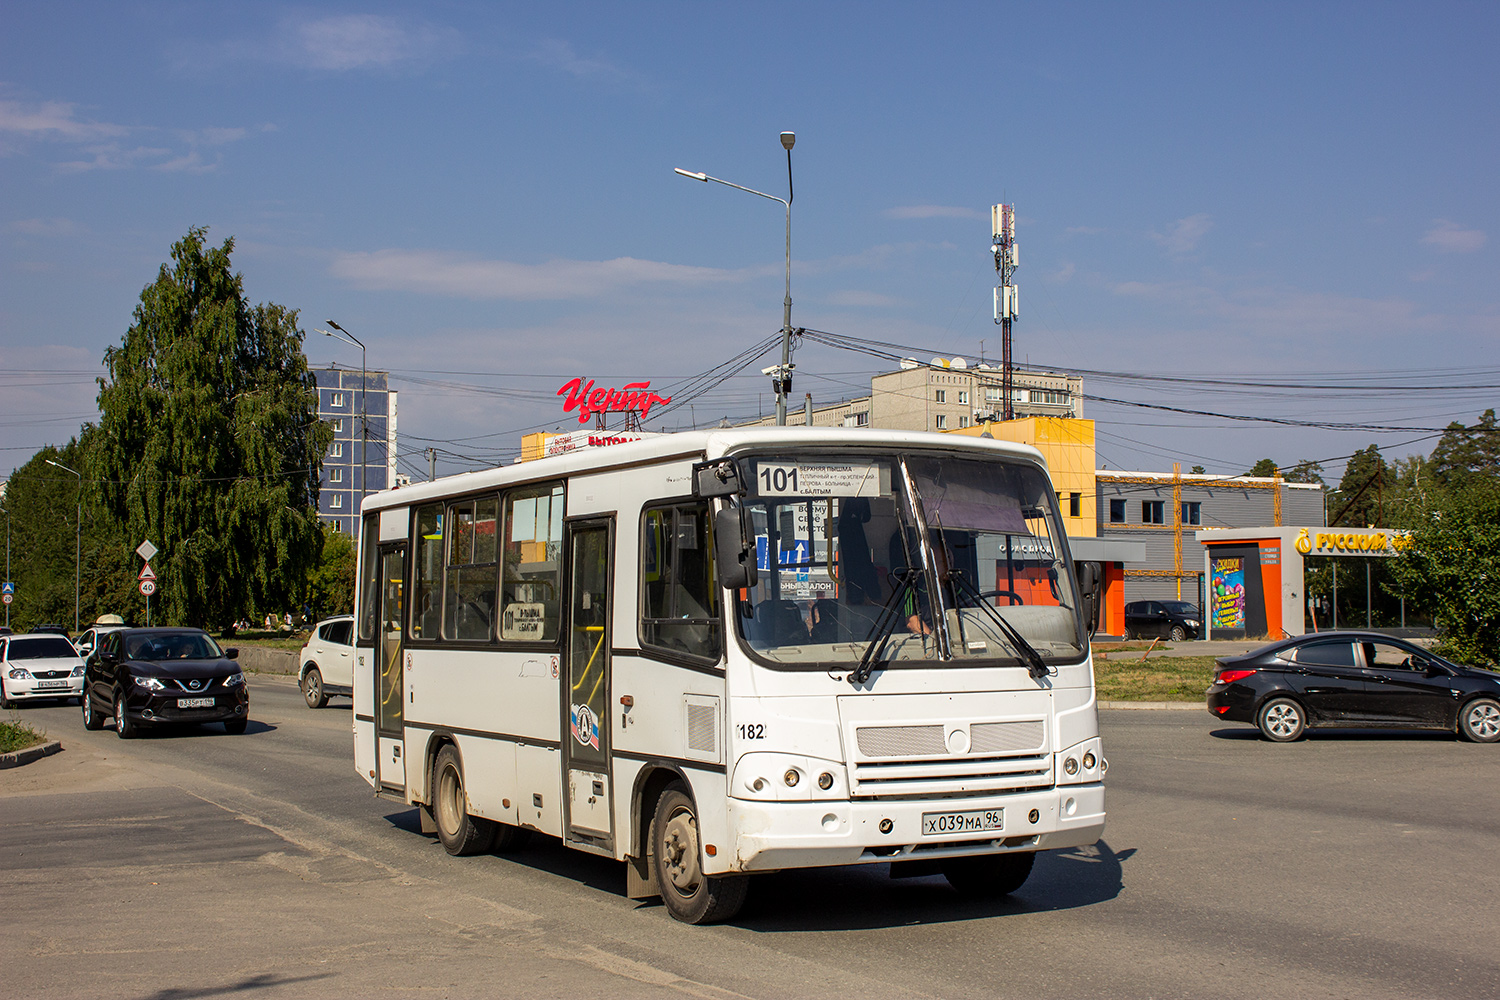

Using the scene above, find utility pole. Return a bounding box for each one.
[425,448,436,482]
[992,204,1019,421]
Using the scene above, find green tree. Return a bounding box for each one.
[1428,409,1500,490]
[1330,445,1389,527]
[308,527,356,622]
[1189,465,1206,475]
[1246,458,1278,478]
[1283,459,1325,486]
[92,227,331,630]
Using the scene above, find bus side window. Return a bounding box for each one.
[640,502,722,662]
[500,483,564,644]
[444,496,499,642]
[411,503,444,640]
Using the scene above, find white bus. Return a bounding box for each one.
[353,428,1105,923]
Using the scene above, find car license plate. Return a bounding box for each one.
[177,697,214,709]
[35,680,68,689]
[922,808,1004,836]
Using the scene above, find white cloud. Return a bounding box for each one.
[529,38,634,81]
[0,98,128,141]
[1050,261,1076,283]
[328,249,744,300]
[1109,279,1430,338]
[883,205,982,220]
[823,290,907,308]
[10,218,79,236]
[281,14,461,71]
[1149,213,1213,256]
[1420,219,1486,253]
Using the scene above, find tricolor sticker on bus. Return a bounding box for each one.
[571,703,600,750]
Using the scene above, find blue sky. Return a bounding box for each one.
[2,2,1495,484]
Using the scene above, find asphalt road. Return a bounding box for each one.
[3,677,1498,999]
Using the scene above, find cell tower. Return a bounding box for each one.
[992,204,1019,420]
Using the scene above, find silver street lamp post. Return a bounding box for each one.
[45,459,81,632]
[322,321,368,525]
[0,503,9,631]
[676,131,798,425]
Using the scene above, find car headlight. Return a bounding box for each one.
[1186,620,1200,627]
[71,665,86,677]
[7,667,32,680]
[134,675,167,692]
[223,672,246,689]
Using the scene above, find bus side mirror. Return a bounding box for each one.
[714,507,758,591]
[693,460,744,499]
[1074,561,1100,637]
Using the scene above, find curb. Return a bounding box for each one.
[1099,701,1201,711]
[0,739,62,769]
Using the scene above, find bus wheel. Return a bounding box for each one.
[650,784,747,924]
[942,851,1035,897]
[433,745,496,856]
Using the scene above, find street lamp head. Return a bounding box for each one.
[674,168,708,182]
[326,319,345,332]
[780,131,796,151]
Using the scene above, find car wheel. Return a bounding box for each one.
[1257,697,1305,742]
[301,666,328,709]
[432,745,496,856]
[114,692,137,739]
[1169,625,1187,642]
[1458,698,1500,743]
[941,851,1036,897]
[82,690,105,730]
[650,783,747,924]
[1123,628,1135,641]
[223,718,248,735]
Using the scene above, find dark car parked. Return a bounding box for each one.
[1124,600,1201,641]
[81,627,249,738]
[1206,630,1500,742]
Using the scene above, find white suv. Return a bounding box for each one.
[297,615,354,708]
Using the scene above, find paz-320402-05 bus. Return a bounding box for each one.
[352,428,1105,923]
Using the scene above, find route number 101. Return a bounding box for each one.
[759,465,800,495]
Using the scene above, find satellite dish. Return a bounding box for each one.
[951,357,968,369]
[899,358,919,370]
[931,357,946,368]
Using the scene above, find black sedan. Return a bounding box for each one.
[82,627,249,738]
[1206,630,1500,742]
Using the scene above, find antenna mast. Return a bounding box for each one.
[992,204,1019,420]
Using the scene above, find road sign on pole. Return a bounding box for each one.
[139,579,156,597]
[136,540,158,562]
[139,564,156,582]
[2,593,10,606]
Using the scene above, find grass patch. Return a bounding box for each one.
[0,718,47,754]
[1094,654,1222,702]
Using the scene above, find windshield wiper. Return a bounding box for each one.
[947,571,1053,679]
[849,570,919,686]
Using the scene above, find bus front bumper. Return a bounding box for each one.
[720,783,1104,873]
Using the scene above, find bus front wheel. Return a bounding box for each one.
[433,745,496,856]
[942,851,1035,897]
[650,784,747,924]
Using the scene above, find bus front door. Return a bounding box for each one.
[562,519,613,851]
[377,544,407,792]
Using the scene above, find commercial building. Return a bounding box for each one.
[311,365,398,534]
[741,361,1083,431]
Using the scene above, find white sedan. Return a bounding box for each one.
[1,633,86,706]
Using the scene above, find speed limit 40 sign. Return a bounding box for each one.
[139,579,156,596]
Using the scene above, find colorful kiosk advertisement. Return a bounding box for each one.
[1211,557,1246,631]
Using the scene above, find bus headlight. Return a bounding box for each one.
[732,753,846,801]
[1057,737,1105,786]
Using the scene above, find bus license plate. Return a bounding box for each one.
[922,809,1004,836]
[177,697,214,709]
[35,680,68,689]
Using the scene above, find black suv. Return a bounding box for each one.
[82,627,249,738]
[1124,600,1201,641]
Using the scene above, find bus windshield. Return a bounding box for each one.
[733,452,1085,669]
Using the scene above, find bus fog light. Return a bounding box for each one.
[749,777,767,793]
[1082,752,1096,770]
[1064,756,1079,775]
[783,769,800,787]
[817,772,834,790]
[821,813,839,831]
[1064,797,1077,816]
[878,818,893,834]
[1028,809,1039,824]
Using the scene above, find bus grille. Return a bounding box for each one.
[850,720,1051,798]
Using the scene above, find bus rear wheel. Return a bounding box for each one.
[650,784,747,924]
[433,745,496,856]
[942,851,1035,897]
